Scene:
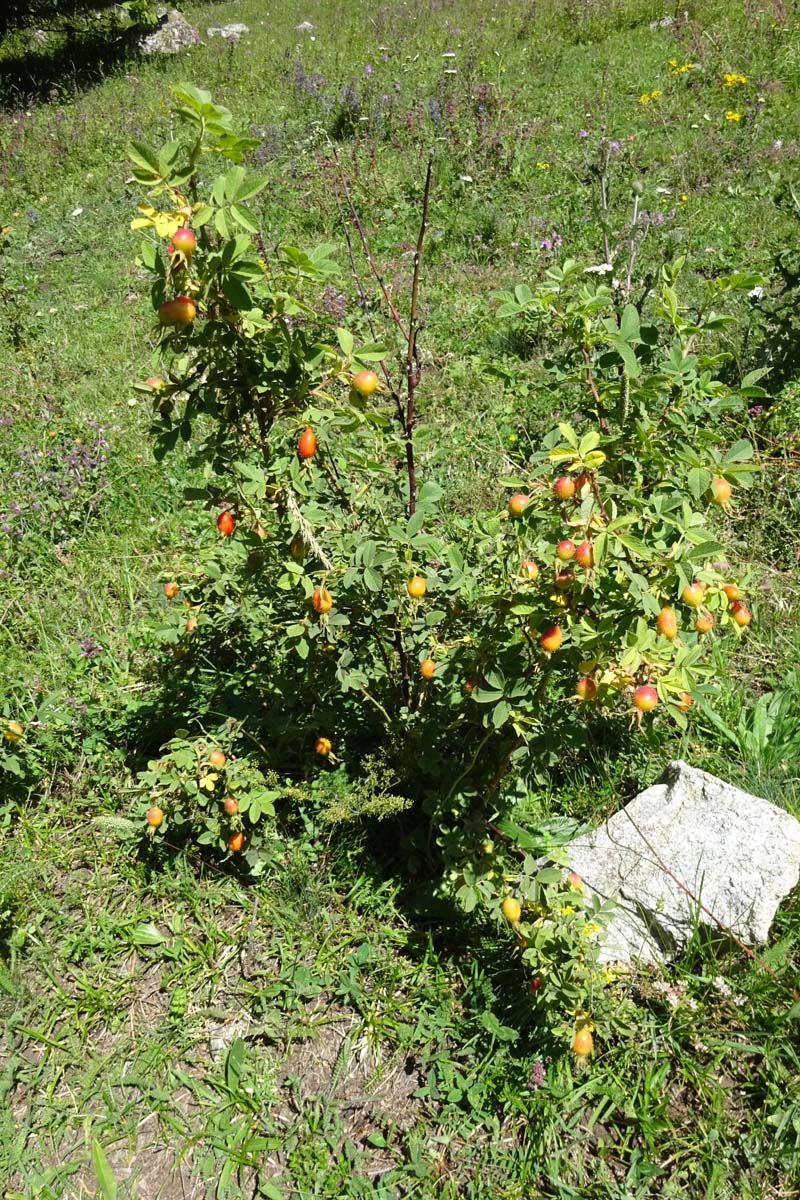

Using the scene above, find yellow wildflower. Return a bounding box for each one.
[725,110,741,122]
[650,89,663,99]
[639,92,651,103]
[131,202,194,237]
[723,72,747,87]
[535,161,551,169]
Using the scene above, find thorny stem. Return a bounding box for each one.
[329,143,409,341]
[328,149,434,696]
[392,617,412,710]
[590,475,610,523]
[404,157,433,517]
[330,147,433,518]
[332,187,404,423]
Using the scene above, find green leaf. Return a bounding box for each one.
[353,341,387,362]
[128,140,161,178]
[492,819,547,851]
[337,328,354,357]
[607,335,641,379]
[363,566,383,593]
[495,300,523,318]
[687,467,709,501]
[741,367,770,389]
[619,303,641,343]
[225,1038,245,1091]
[417,481,443,507]
[407,510,425,538]
[536,866,564,885]
[222,274,253,311]
[131,923,167,947]
[480,1010,518,1042]
[724,439,754,462]
[91,1139,117,1200]
[258,1183,286,1200]
[139,240,159,271]
[229,204,258,233]
[193,205,214,228]
[492,700,510,728]
[611,531,651,558]
[686,539,724,560]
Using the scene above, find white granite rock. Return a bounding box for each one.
[138,10,199,54]
[207,24,250,40]
[564,761,800,965]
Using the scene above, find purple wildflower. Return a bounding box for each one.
[529,1060,545,1088]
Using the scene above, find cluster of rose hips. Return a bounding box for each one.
[501,876,595,1058]
[508,475,600,698]
[145,750,244,853]
[157,227,198,327]
[507,472,751,717]
[205,369,381,548]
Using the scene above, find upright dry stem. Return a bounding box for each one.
[404,157,433,517]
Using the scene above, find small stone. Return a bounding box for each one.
[207,24,250,40]
[564,761,800,965]
[138,10,200,54]
[295,21,315,32]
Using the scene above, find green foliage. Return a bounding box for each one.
[126,86,765,1050]
[134,727,284,870]
[3,3,800,1193]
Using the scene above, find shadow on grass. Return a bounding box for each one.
[1,26,141,107]
[0,2,225,107]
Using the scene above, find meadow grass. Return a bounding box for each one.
[1,1,800,1195]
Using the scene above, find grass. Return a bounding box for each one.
[2,0,800,1195]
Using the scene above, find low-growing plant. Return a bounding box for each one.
[128,83,761,1050]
